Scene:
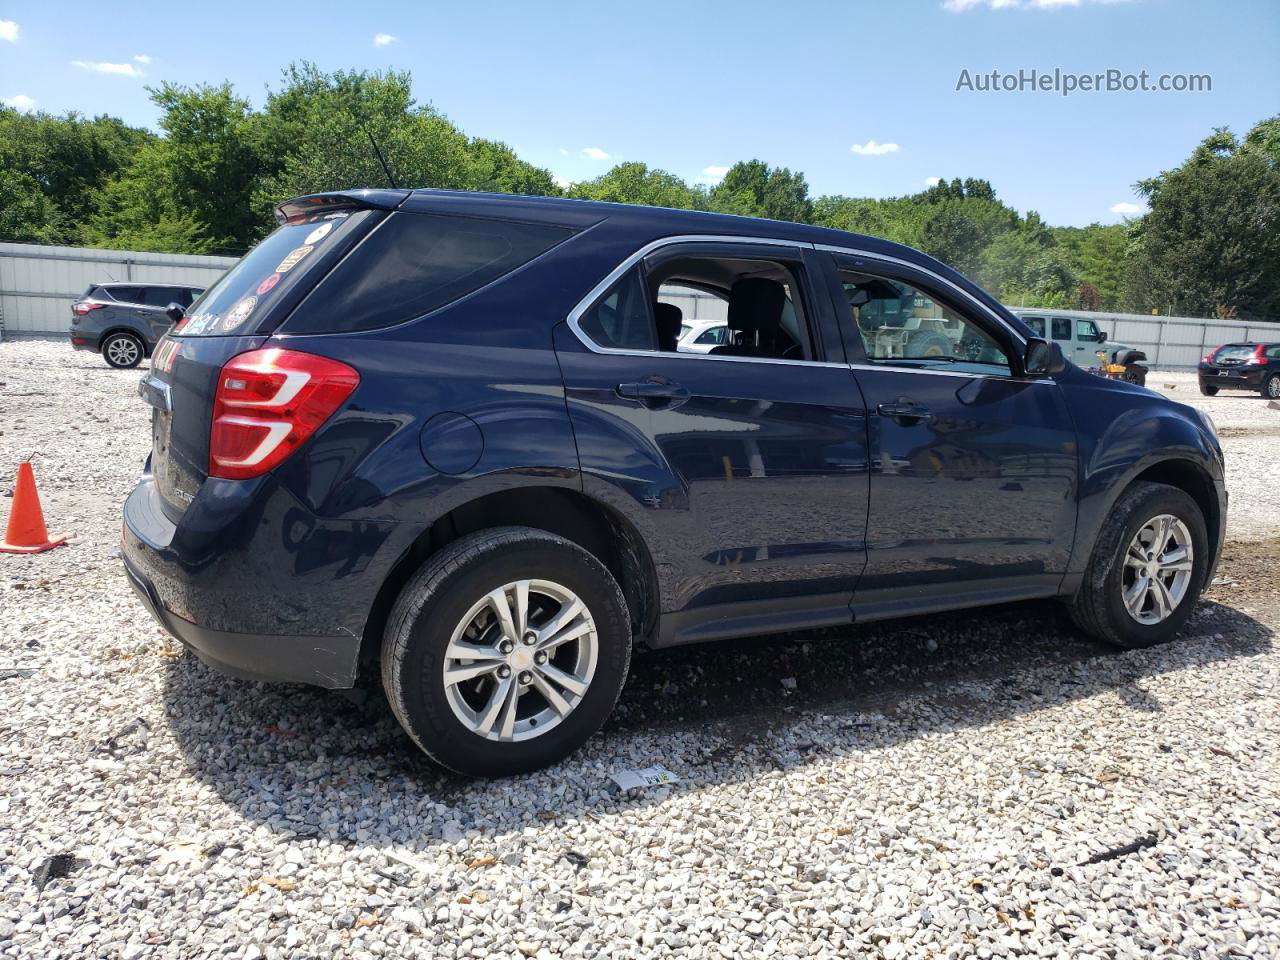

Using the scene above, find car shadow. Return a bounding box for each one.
[160,594,1272,852]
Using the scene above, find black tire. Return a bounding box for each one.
[381,526,631,777]
[1262,373,1280,400]
[907,332,953,359]
[1068,481,1209,649]
[1199,381,1219,397]
[101,332,144,369]
[1123,364,1147,387]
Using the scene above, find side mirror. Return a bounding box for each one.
[1024,338,1066,376]
[1096,329,1107,343]
[165,303,185,324]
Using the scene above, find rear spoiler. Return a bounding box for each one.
[275,189,411,225]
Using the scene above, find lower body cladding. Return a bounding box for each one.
[121,471,419,689]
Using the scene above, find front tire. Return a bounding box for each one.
[381,527,631,777]
[1068,482,1209,649]
[102,332,144,369]
[1123,364,1147,387]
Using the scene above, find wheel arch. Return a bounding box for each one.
[359,486,660,665]
[1127,458,1221,557]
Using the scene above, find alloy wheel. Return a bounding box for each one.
[1121,514,1195,625]
[107,336,141,366]
[442,579,598,742]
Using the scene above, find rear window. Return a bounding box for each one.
[1214,345,1257,361]
[181,211,371,336]
[283,212,576,335]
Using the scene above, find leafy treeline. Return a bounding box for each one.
[2,63,1277,319]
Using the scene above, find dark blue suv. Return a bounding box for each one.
[122,189,1227,776]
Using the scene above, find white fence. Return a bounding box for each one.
[0,242,237,338]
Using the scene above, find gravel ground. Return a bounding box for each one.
[1,340,1277,960]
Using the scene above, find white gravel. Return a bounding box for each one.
[2,340,1278,959]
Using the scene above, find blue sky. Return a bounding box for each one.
[1,0,1276,226]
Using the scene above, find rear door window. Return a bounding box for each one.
[108,286,143,304]
[285,212,577,335]
[1051,317,1071,341]
[138,287,179,307]
[181,211,371,336]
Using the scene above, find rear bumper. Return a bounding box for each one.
[120,470,415,689]
[68,328,97,351]
[123,552,360,688]
[1199,369,1263,388]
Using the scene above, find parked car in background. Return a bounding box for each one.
[676,318,729,353]
[122,189,1225,776]
[1010,309,1149,385]
[70,283,205,368]
[1198,342,1280,398]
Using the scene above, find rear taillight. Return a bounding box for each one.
[1203,347,1220,363]
[209,348,359,480]
[1252,344,1265,363]
[73,301,104,316]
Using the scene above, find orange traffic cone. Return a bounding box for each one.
[1,462,68,554]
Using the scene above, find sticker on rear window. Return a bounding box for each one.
[305,222,333,245]
[256,273,281,296]
[220,296,258,333]
[276,245,313,273]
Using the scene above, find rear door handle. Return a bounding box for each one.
[616,381,691,409]
[877,402,932,423]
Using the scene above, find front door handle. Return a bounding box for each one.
[877,401,933,423]
[616,380,691,409]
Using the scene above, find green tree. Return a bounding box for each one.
[710,160,813,223]
[1126,117,1280,318]
[570,161,707,209]
[0,106,153,243]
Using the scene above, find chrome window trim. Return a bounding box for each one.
[814,243,1029,348]
[564,234,849,368]
[845,362,1055,385]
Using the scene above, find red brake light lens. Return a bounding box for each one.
[1203,346,1220,363]
[73,301,105,316]
[1253,344,1266,363]
[209,348,359,480]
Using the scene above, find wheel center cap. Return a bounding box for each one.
[511,648,533,670]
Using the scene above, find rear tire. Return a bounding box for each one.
[1262,373,1280,400]
[381,527,631,777]
[102,332,144,369]
[1199,381,1219,396]
[1068,482,1209,649]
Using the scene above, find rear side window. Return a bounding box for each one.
[1021,316,1045,337]
[1051,317,1071,341]
[108,286,143,304]
[182,211,371,336]
[286,213,576,335]
[577,268,655,351]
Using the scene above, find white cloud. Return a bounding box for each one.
[553,174,573,190]
[0,20,18,42]
[581,147,612,161]
[558,148,569,156]
[945,0,1129,9]
[71,60,144,77]
[2,94,36,111]
[373,33,398,47]
[702,165,729,180]
[1110,201,1145,215]
[925,176,942,187]
[850,139,900,156]
[133,54,152,64]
